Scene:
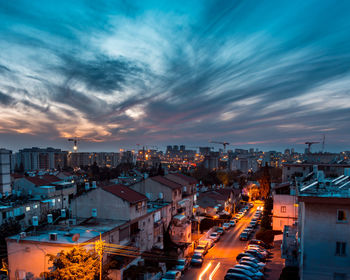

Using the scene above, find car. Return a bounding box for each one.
[239,231,249,241]
[216,227,225,235]
[226,268,260,280]
[209,232,220,242]
[244,250,266,261]
[249,239,271,249]
[240,256,266,266]
[249,221,257,228]
[161,270,182,280]
[246,225,254,232]
[174,258,189,273]
[229,220,236,227]
[239,260,265,272]
[247,244,269,253]
[236,252,262,262]
[199,239,213,249]
[190,253,203,266]
[224,273,253,280]
[194,244,208,255]
[235,214,242,220]
[235,264,263,276]
[223,223,231,230]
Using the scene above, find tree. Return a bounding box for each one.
[258,163,271,199]
[46,247,100,280]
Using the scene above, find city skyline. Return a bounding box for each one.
[1,0,350,152]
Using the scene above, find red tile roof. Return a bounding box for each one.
[25,176,54,186]
[171,173,198,185]
[42,175,61,183]
[102,184,147,204]
[151,176,182,190]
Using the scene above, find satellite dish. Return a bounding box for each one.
[72,233,80,242]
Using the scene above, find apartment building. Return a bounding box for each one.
[0,149,11,193]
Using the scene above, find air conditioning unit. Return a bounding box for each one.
[49,233,58,241]
[47,214,53,224]
[32,216,39,226]
[92,208,97,217]
[19,232,26,239]
[61,209,66,218]
[91,181,97,189]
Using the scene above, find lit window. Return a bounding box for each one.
[337,210,347,222]
[26,206,31,212]
[281,206,286,213]
[34,204,38,209]
[335,242,347,256]
[58,198,61,202]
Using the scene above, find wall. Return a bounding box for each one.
[71,188,131,221]
[299,198,350,280]
[272,194,298,232]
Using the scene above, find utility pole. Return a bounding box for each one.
[95,233,104,280]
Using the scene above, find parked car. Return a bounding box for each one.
[199,239,213,249]
[229,220,236,227]
[244,250,266,261]
[246,225,254,232]
[223,223,231,230]
[236,252,262,262]
[174,258,189,273]
[239,231,249,241]
[190,253,204,267]
[234,264,263,277]
[209,232,220,242]
[226,267,259,280]
[216,227,225,235]
[247,244,269,254]
[239,256,266,267]
[194,244,208,255]
[162,270,182,280]
[249,239,271,249]
[224,273,253,280]
[239,260,265,272]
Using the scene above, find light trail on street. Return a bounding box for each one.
[183,204,258,280]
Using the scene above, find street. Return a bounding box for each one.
[183,205,258,280]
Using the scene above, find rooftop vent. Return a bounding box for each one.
[92,208,97,217]
[32,216,39,226]
[49,233,57,241]
[47,214,53,224]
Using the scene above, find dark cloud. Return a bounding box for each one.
[0,0,350,151]
[0,91,15,105]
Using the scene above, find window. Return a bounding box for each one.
[281,206,286,213]
[335,242,346,256]
[26,206,31,212]
[337,210,347,222]
[34,204,38,209]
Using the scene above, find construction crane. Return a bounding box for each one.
[209,140,230,150]
[305,141,320,154]
[68,138,83,152]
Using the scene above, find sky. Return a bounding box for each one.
[0,0,350,153]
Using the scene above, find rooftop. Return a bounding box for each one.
[299,172,350,198]
[7,218,126,245]
[102,184,147,204]
[150,176,182,190]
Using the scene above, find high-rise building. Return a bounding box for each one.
[0,149,11,194]
[18,147,67,171]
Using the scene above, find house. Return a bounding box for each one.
[130,176,183,216]
[272,183,298,232]
[71,184,148,221]
[6,218,126,280]
[282,168,350,280]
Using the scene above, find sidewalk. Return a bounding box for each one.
[264,240,284,280]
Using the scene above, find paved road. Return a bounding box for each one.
[183,205,258,280]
